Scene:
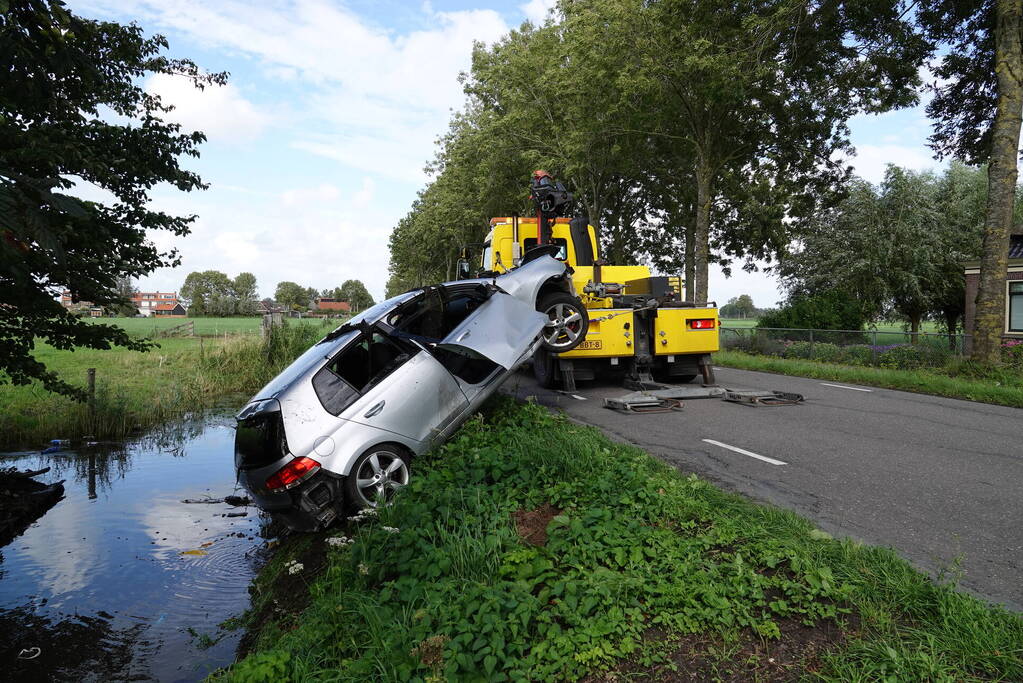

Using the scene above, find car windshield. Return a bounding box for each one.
[344,292,419,328]
[251,330,359,400]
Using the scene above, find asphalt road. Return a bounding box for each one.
[502,365,1023,611]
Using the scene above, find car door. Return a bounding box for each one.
[338,331,468,446]
[436,292,548,370]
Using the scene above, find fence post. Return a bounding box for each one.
[86,368,96,421]
[808,329,814,357]
[871,330,878,364]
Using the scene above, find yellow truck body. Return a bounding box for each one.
[482,217,719,387]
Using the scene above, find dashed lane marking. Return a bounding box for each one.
[702,439,787,466]
[820,383,873,392]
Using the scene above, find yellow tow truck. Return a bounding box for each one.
[463,172,720,391]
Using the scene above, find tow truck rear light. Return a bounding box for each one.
[265,456,320,493]
[689,318,716,330]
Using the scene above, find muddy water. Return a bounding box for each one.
[0,414,268,682]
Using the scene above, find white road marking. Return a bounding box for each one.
[820,383,872,392]
[702,439,787,466]
[571,394,587,401]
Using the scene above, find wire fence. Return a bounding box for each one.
[719,326,970,370]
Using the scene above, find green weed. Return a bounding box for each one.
[221,399,1023,682]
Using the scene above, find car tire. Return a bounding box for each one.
[532,348,559,388]
[345,445,410,510]
[537,291,588,353]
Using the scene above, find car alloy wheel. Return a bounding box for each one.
[539,292,589,352]
[350,448,409,508]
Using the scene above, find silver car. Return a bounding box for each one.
[234,254,586,531]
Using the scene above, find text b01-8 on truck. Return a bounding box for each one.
[461,171,720,391]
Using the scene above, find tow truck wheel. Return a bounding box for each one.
[345,446,410,510]
[532,348,559,388]
[538,292,588,352]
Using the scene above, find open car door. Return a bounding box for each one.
[436,291,547,369]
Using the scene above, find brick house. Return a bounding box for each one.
[963,233,1023,349]
[131,291,182,317]
[312,297,352,313]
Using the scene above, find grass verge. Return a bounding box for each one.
[715,350,1023,409]
[220,399,1022,682]
[0,321,333,449]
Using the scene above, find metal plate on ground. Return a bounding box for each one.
[604,386,725,413]
[721,390,804,406]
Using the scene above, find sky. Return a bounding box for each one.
[70,0,947,309]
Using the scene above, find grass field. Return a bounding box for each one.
[84,316,337,338]
[0,320,335,448]
[222,399,1023,682]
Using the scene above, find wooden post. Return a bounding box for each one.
[86,368,96,422]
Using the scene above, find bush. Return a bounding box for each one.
[757,290,868,335]
[876,345,935,370]
[835,344,875,366]
[1003,340,1023,369]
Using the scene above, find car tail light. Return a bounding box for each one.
[689,318,716,330]
[265,456,320,492]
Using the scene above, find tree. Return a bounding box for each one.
[232,272,258,316]
[108,277,139,317]
[758,290,870,332]
[779,165,988,342]
[338,280,374,311]
[720,294,757,320]
[180,270,232,316]
[274,281,307,311]
[920,1,1023,363]
[1,0,224,398]
[929,163,988,344]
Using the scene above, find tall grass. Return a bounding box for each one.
[0,321,331,448]
[715,350,1023,408]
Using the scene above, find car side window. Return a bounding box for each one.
[312,332,414,415]
[389,289,500,384]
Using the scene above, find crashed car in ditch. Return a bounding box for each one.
[234,252,587,531]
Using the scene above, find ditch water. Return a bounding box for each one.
[0,413,269,682]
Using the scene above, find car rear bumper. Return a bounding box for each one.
[238,462,347,532]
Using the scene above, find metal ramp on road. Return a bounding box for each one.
[603,386,803,413]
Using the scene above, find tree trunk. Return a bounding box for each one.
[684,222,696,302]
[909,314,921,345]
[693,155,712,304]
[943,310,960,351]
[971,0,1023,364]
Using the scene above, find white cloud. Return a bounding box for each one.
[145,73,270,144]
[70,0,514,299]
[89,0,508,182]
[281,183,341,207]
[136,180,397,301]
[843,144,941,185]
[520,0,556,24]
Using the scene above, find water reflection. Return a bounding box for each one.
[0,414,269,682]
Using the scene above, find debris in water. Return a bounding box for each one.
[180,549,208,556]
[222,512,247,518]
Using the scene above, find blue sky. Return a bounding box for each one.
[70,0,946,308]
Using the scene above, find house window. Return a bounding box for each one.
[1010,282,1023,333]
